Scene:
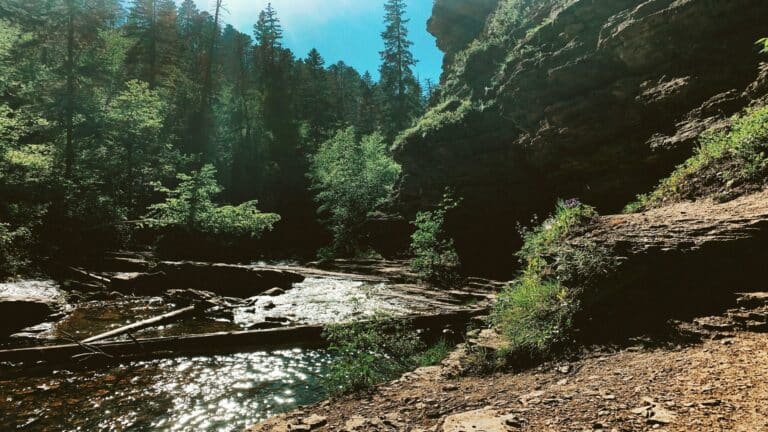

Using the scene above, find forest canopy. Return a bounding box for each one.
[0,0,429,274]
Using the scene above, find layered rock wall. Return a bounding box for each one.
[395,0,768,275]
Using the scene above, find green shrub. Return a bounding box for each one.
[145,164,280,238]
[517,199,598,263]
[322,315,424,395]
[493,258,577,354]
[492,200,610,357]
[625,106,768,212]
[410,192,462,285]
[309,128,401,256]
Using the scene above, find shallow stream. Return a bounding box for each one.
[0,273,414,431]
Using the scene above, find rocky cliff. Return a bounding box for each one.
[394,0,768,275]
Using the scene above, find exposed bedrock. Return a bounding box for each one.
[569,189,768,341]
[395,0,768,275]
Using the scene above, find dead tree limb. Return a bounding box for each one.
[81,306,196,344]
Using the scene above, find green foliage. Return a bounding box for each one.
[492,200,609,357]
[409,192,462,285]
[758,37,768,54]
[493,259,577,354]
[322,315,424,395]
[624,106,768,212]
[414,338,452,368]
[517,199,598,263]
[309,127,401,256]
[398,98,472,144]
[145,164,280,238]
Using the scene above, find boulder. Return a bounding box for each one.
[0,296,58,336]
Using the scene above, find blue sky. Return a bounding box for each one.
[188,0,443,83]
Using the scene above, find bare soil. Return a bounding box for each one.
[249,329,768,431]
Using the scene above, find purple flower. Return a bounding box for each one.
[563,198,581,209]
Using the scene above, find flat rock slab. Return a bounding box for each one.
[441,408,519,432]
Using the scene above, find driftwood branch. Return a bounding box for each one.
[67,267,111,285]
[81,306,197,344]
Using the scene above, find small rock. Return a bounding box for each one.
[262,287,286,297]
[303,414,327,429]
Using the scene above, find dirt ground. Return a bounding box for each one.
[248,330,768,431]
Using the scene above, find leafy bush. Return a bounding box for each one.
[410,192,462,285]
[625,106,768,212]
[492,200,610,357]
[323,315,425,395]
[145,164,280,238]
[309,127,401,256]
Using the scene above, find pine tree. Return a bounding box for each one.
[125,0,178,87]
[299,48,332,147]
[379,0,422,142]
[357,71,380,136]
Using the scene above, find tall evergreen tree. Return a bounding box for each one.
[357,71,380,136]
[379,0,423,141]
[125,0,178,87]
[299,48,332,148]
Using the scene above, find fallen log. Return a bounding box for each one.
[81,306,197,344]
[0,308,486,366]
[67,267,110,286]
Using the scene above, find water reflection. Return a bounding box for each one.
[0,349,332,432]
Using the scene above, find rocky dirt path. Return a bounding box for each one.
[249,328,768,432]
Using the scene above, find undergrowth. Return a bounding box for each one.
[323,315,452,395]
[624,106,768,213]
[409,191,462,286]
[492,200,613,359]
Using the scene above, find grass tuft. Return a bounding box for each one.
[625,106,768,212]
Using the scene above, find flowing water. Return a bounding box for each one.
[0,273,415,431]
[0,349,332,431]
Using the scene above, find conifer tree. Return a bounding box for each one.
[379,0,422,141]
[125,0,178,87]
